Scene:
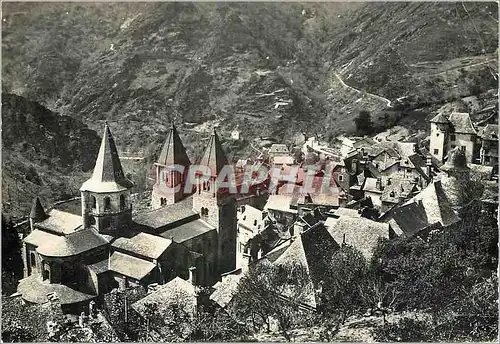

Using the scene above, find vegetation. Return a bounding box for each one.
[354,110,374,136]
[1,215,23,296]
[232,263,316,341]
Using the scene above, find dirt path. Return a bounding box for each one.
[334,72,393,108]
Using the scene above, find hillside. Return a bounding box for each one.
[1,93,101,218]
[2,2,497,160]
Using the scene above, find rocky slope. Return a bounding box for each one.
[1,93,101,218]
[2,2,498,213]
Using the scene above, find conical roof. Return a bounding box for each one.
[80,123,134,193]
[156,125,191,167]
[199,128,228,176]
[30,197,47,221]
[442,147,469,172]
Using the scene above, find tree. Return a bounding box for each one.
[320,245,368,322]
[2,215,23,296]
[232,262,313,341]
[354,110,374,136]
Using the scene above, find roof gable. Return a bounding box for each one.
[448,112,477,134]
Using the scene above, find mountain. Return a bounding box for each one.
[2,2,498,198]
[1,93,101,218]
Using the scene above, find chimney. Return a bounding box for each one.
[426,156,432,180]
[188,266,197,285]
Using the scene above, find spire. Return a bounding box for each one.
[199,128,228,176]
[156,124,191,167]
[80,123,133,192]
[30,197,47,221]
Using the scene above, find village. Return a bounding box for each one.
[2,101,498,341]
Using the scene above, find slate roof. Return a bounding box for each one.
[270,223,340,309]
[272,236,317,309]
[199,128,228,176]
[88,259,109,275]
[327,216,390,260]
[24,229,61,247]
[353,137,377,148]
[381,178,418,203]
[408,180,459,226]
[264,194,298,214]
[132,277,197,317]
[159,219,215,243]
[35,228,108,257]
[35,209,82,235]
[109,251,156,281]
[17,275,96,305]
[430,112,450,124]
[269,144,289,154]
[210,273,244,309]
[448,112,477,134]
[478,124,498,141]
[112,232,173,259]
[331,207,361,218]
[80,123,134,193]
[388,201,434,237]
[156,125,191,167]
[133,196,198,230]
[30,197,47,221]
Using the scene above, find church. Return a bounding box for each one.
[17,123,238,313]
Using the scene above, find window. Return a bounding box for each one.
[120,194,126,210]
[436,133,440,137]
[451,135,456,141]
[339,175,344,181]
[433,149,439,155]
[89,216,96,226]
[462,146,466,150]
[253,220,258,226]
[30,252,36,267]
[103,197,111,211]
[91,196,97,209]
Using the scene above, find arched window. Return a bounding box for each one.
[89,216,96,226]
[91,196,97,209]
[120,194,126,210]
[30,252,36,267]
[103,197,111,211]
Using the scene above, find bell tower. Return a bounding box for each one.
[152,125,191,209]
[80,123,134,235]
[193,128,237,275]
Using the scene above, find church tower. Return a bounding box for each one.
[430,112,450,163]
[80,123,134,235]
[151,125,191,209]
[193,128,237,275]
